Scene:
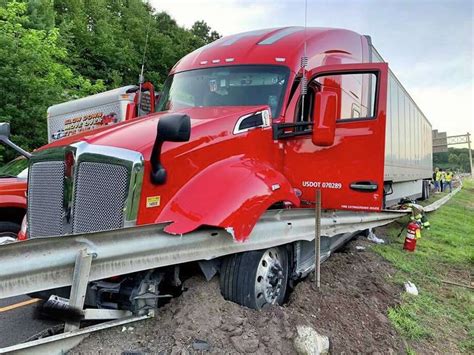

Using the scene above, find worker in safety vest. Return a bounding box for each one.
[440,168,446,192]
[444,169,454,193]
[402,202,431,230]
[433,167,441,193]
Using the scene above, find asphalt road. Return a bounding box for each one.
[0,296,59,348]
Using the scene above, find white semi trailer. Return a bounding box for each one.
[368,39,433,206]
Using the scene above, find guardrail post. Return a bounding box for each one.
[64,248,93,332]
[314,189,321,288]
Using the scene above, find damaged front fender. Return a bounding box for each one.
[156,156,300,241]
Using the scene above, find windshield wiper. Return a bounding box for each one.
[0,174,18,178]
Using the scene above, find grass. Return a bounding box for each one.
[373,179,474,353]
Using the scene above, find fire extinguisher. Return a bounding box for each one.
[404,221,421,252]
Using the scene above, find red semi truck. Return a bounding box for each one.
[24,27,432,310]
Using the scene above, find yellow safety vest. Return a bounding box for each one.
[435,171,442,181]
[446,172,453,182]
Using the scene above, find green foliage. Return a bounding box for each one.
[27,0,55,30]
[0,0,104,162]
[191,20,220,43]
[458,152,471,171]
[388,294,432,339]
[448,153,459,165]
[0,0,220,163]
[375,179,474,353]
[433,147,472,173]
[49,0,220,88]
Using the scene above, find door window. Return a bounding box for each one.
[280,62,389,211]
[313,72,377,120]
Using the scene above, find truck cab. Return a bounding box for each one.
[28,27,389,240]
[24,27,429,310]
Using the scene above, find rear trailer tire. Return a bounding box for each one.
[0,221,20,239]
[421,180,430,200]
[220,247,289,310]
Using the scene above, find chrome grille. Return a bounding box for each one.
[27,143,143,238]
[28,161,65,237]
[72,162,129,234]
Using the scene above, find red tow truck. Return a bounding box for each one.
[47,82,156,143]
[0,83,157,239]
[0,157,28,240]
[0,124,31,241]
[24,27,432,310]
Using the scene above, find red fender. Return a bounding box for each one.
[0,195,26,209]
[0,179,27,209]
[157,156,300,241]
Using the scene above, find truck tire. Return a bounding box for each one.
[421,180,430,200]
[0,221,20,239]
[220,247,289,310]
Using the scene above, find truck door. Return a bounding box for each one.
[277,63,388,211]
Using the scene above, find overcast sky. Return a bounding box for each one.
[150,0,473,137]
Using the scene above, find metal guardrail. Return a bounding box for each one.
[0,180,463,301]
[0,184,463,354]
[423,185,462,212]
[0,209,404,299]
[0,314,152,354]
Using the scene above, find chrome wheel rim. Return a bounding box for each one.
[255,248,285,309]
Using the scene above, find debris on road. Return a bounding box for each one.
[192,339,210,351]
[293,325,329,355]
[367,229,385,244]
[0,237,16,245]
[404,281,419,296]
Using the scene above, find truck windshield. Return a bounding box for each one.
[0,156,28,179]
[157,65,290,117]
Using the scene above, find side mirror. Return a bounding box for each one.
[312,91,337,146]
[158,113,191,142]
[0,122,31,159]
[150,113,191,184]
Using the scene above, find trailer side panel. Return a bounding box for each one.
[370,44,433,183]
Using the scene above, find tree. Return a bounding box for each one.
[448,153,459,166]
[191,20,220,44]
[0,1,104,163]
[0,0,220,162]
[458,152,471,172]
[27,0,55,30]
[433,151,448,165]
[50,1,221,88]
[434,147,473,173]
